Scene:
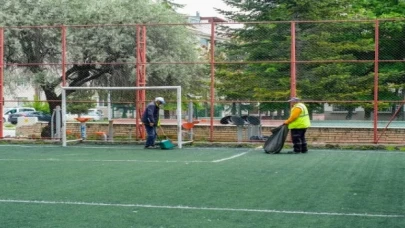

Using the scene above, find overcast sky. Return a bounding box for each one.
[173,0,232,18]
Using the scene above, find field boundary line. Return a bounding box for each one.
[0,158,212,163]
[0,145,141,150]
[318,150,405,154]
[0,199,403,218]
[1,145,405,154]
[212,149,256,163]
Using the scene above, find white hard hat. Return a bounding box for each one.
[155,97,166,104]
[287,97,301,102]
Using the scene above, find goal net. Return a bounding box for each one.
[60,86,182,148]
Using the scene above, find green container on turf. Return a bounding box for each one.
[160,140,174,149]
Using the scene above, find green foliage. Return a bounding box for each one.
[66,90,96,115]
[217,1,355,109]
[157,0,184,11]
[216,0,405,119]
[194,103,224,118]
[0,0,204,113]
[23,95,50,114]
[32,96,50,114]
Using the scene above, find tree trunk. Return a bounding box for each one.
[43,87,61,114]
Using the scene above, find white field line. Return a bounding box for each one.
[0,154,249,163]
[0,148,256,163]
[210,147,265,163]
[183,147,251,151]
[0,199,403,218]
[0,145,136,150]
[0,158,210,163]
[1,145,404,154]
[211,150,251,163]
[317,150,405,154]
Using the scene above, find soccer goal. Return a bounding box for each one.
[61,86,183,148]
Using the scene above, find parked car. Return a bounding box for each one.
[8,111,36,124]
[3,107,36,123]
[8,111,51,125]
[25,111,52,123]
[2,108,12,123]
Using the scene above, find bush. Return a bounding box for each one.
[41,125,51,138]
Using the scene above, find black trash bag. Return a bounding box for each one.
[263,125,289,154]
[220,116,232,124]
[230,116,245,126]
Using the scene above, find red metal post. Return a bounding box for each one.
[0,27,4,138]
[61,26,67,86]
[290,22,297,98]
[136,25,146,139]
[209,19,216,142]
[373,20,379,143]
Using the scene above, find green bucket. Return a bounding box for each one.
[160,140,174,150]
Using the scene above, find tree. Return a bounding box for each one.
[216,0,355,117]
[352,0,405,119]
[0,0,204,113]
[217,0,405,119]
[66,90,96,116]
[157,0,184,11]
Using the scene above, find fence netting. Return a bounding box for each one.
[1,20,405,144]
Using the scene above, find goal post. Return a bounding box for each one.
[61,86,182,148]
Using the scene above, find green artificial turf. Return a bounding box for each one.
[0,145,404,228]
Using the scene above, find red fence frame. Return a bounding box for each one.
[0,28,4,138]
[0,20,404,143]
[136,25,147,139]
[373,20,379,142]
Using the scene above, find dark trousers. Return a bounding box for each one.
[291,128,308,153]
[144,124,157,147]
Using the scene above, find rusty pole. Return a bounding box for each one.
[61,25,67,87]
[209,19,216,142]
[0,28,4,138]
[136,25,147,139]
[290,22,297,99]
[373,20,379,143]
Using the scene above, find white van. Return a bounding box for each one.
[3,107,36,123]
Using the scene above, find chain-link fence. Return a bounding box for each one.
[1,20,405,144]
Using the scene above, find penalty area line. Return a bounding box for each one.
[212,149,255,163]
[0,199,403,218]
[0,158,211,163]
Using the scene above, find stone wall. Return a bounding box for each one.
[14,122,405,144]
[15,122,49,139]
